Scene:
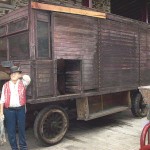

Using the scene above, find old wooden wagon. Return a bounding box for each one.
[0,1,149,145]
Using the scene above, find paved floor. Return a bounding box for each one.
[1,109,148,150]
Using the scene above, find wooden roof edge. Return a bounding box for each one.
[31,2,106,19]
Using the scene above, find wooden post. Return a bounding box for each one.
[89,0,92,8]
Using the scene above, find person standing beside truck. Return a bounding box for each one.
[0,66,31,150]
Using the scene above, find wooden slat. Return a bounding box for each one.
[31,2,106,19]
[36,61,54,97]
[139,28,150,86]
[99,18,139,92]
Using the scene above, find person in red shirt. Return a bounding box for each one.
[0,66,31,150]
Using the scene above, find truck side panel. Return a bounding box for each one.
[53,13,99,92]
[53,12,140,95]
[99,16,139,94]
[139,24,150,86]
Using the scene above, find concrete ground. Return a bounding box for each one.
[1,109,148,150]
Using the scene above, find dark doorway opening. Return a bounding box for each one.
[57,59,81,95]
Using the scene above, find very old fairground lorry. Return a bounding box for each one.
[0,1,149,146]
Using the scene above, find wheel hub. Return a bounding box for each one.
[51,121,59,130]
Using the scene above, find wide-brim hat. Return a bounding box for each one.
[10,66,22,74]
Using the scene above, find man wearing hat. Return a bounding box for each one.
[0,66,31,150]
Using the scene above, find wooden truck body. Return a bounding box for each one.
[0,2,149,145]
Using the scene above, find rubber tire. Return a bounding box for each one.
[131,93,147,117]
[34,105,69,146]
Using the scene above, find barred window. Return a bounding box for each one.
[9,32,29,60]
[37,21,49,58]
[8,18,28,34]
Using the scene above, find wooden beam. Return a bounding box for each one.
[31,2,106,19]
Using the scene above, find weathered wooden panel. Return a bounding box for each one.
[140,27,150,86]
[82,58,99,90]
[14,61,32,97]
[99,18,139,93]
[53,12,99,91]
[88,96,102,114]
[36,60,54,97]
[102,92,129,110]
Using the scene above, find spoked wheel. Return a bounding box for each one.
[131,92,147,117]
[34,106,69,145]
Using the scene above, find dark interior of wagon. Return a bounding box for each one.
[57,59,81,95]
